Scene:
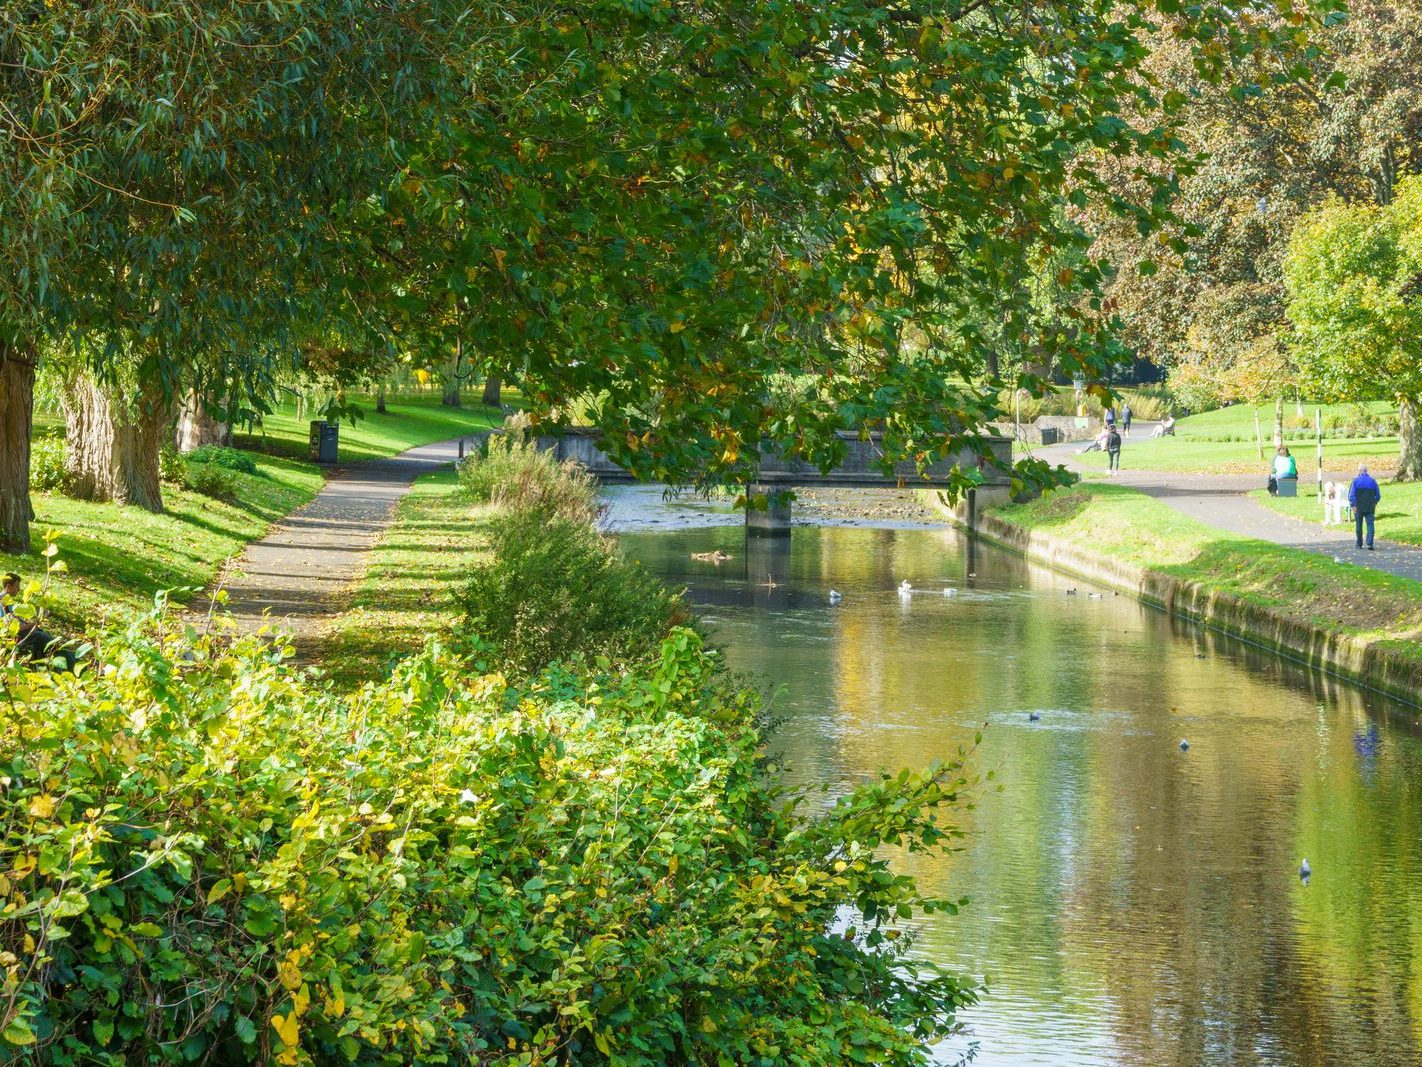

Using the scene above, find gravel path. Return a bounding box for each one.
[1032,431,1422,582]
[214,437,464,636]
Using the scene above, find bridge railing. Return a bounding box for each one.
[517,427,1013,489]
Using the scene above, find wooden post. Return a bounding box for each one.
[1254,408,1264,461]
[1316,408,1323,499]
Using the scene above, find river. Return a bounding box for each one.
[607,486,1422,1067]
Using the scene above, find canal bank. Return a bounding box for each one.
[944,483,1422,707]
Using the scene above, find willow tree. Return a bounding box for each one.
[0,1,460,546]
[399,0,1345,496]
[1285,176,1422,478]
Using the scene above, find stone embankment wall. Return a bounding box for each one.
[947,500,1422,708]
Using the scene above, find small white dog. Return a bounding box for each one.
[1323,482,1350,525]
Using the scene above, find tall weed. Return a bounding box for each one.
[458,430,600,525]
[459,508,684,674]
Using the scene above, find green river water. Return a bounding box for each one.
[608,487,1422,1067]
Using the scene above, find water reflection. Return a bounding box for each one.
[609,488,1422,1066]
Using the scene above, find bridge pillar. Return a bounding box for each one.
[745,484,792,535]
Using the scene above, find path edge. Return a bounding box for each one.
[942,498,1422,710]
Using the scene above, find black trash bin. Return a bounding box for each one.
[1039,427,1059,446]
[308,420,339,464]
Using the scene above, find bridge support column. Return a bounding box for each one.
[746,484,792,535]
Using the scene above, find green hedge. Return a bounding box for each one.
[0,609,976,1064]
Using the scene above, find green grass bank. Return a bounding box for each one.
[234,392,512,463]
[7,395,511,630]
[956,483,1422,706]
[1067,400,1400,476]
[321,469,492,685]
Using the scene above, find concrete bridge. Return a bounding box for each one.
[520,428,1014,533]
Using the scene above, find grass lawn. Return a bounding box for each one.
[1256,479,1422,548]
[1071,433,1400,476]
[234,391,516,463]
[14,456,324,629]
[1060,399,1400,476]
[320,470,491,685]
[997,483,1422,660]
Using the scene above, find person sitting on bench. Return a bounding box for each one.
[1267,445,1297,496]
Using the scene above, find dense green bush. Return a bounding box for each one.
[183,461,240,502]
[28,438,69,492]
[0,604,976,1064]
[457,431,600,525]
[187,445,260,475]
[459,507,686,674]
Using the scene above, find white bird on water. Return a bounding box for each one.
[899,580,913,596]
[1300,858,1311,881]
[944,587,958,597]
[828,590,842,604]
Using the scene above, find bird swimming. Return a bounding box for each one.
[1028,711,1041,722]
[828,590,842,604]
[1300,858,1311,880]
[944,587,958,597]
[1179,739,1190,751]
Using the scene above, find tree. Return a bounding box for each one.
[0,1,464,545]
[1092,1,1422,406]
[1284,175,1422,477]
[384,0,1344,498]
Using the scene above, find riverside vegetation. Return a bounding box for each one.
[0,437,979,1064]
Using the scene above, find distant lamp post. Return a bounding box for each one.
[1015,388,1031,442]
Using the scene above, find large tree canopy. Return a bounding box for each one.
[1091,0,1422,407]
[0,0,460,545]
[2,0,1345,553]
[390,0,1344,493]
[1285,175,1422,477]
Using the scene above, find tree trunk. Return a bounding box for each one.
[64,376,167,511]
[1272,396,1284,448]
[441,371,461,407]
[174,391,229,452]
[1398,397,1422,481]
[482,374,502,408]
[0,345,36,554]
[375,381,387,414]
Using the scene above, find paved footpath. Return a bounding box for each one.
[1034,432,1422,584]
[212,437,463,637]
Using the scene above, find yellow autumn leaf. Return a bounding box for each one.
[668,321,685,334]
[277,953,302,991]
[270,1011,299,1047]
[27,795,55,819]
[293,983,311,1017]
[324,990,345,1018]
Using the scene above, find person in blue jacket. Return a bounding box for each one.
[1348,463,1382,550]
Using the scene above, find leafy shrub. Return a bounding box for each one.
[184,461,239,502]
[186,445,260,475]
[0,605,976,1063]
[158,445,187,485]
[457,430,599,525]
[460,507,685,674]
[28,438,69,492]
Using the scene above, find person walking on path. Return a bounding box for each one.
[1105,425,1122,475]
[1105,406,1116,430]
[1349,463,1381,550]
[1121,402,1133,436]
